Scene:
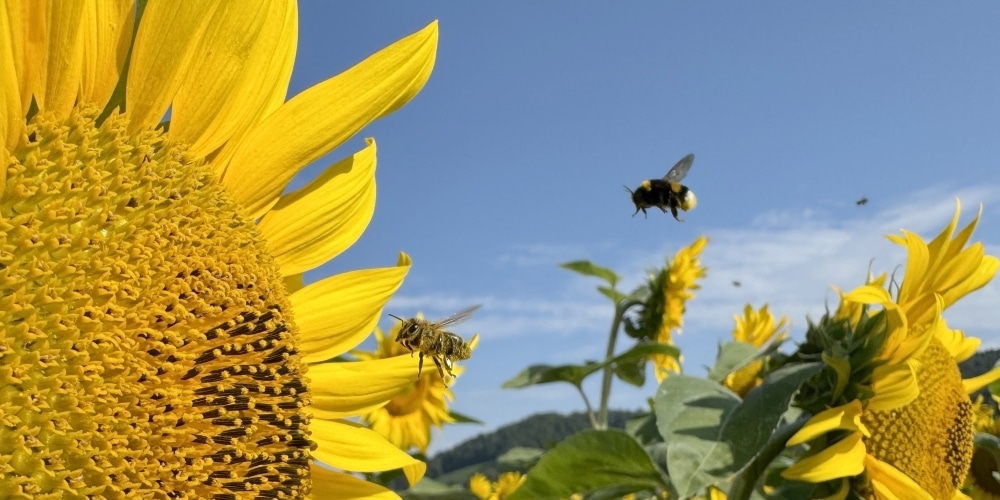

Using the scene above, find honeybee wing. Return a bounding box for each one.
[431,304,482,328]
[663,153,695,183]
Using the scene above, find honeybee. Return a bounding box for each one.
[389,305,480,385]
[626,153,697,222]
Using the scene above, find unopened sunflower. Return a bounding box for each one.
[782,201,1000,499]
[1,3,438,498]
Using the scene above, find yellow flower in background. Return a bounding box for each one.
[647,235,708,381]
[1,3,437,498]
[965,396,1000,500]
[470,472,526,500]
[723,304,788,397]
[355,320,478,453]
[783,201,1000,499]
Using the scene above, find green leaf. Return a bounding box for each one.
[598,285,626,303]
[498,447,545,473]
[400,478,480,500]
[625,412,663,446]
[612,342,680,365]
[447,410,484,425]
[654,377,740,497]
[707,341,761,383]
[508,430,667,500]
[613,358,646,387]
[653,364,823,496]
[723,362,823,469]
[560,260,620,287]
[502,362,603,389]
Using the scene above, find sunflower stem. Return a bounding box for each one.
[596,301,630,429]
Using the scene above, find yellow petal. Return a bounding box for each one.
[79,0,133,107]
[891,230,930,306]
[293,253,410,363]
[867,362,919,412]
[311,419,426,486]
[126,2,215,131]
[171,0,297,158]
[0,4,21,152]
[787,400,868,446]
[259,139,376,275]
[781,431,866,482]
[844,284,891,305]
[221,21,438,219]
[864,454,933,500]
[34,1,85,116]
[936,323,979,362]
[469,473,493,499]
[309,356,419,419]
[924,199,963,275]
[963,366,1000,395]
[308,465,400,500]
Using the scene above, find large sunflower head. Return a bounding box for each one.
[354,318,478,454]
[1,3,439,498]
[782,201,1000,499]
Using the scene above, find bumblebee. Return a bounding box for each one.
[389,305,479,386]
[626,153,697,221]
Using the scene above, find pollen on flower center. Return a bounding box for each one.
[861,339,973,500]
[0,107,312,498]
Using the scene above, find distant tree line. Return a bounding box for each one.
[426,410,642,478]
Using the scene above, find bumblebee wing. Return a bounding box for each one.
[433,304,482,328]
[663,153,694,183]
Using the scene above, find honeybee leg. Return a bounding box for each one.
[416,352,425,378]
[431,356,449,387]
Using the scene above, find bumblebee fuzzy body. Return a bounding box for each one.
[626,153,697,222]
[391,305,479,386]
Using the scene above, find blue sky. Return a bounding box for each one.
[290,3,1000,454]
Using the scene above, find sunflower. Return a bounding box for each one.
[354,319,478,454]
[469,472,526,500]
[723,303,788,397]
[781,201,1000,499]
[646,235,708,381]
[1,3,438,498]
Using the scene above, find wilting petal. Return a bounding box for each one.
[309,356,419,419]
[888,230,929,307]
[868,362,919,412]
[787,400,868,446]
[222,21,438,218]
[311,419,426,486]
[293,253,410,363]
[865,454,933,500]
[259,139,376,275]
[171,0,296,158]
[79,0,133,106]
[126,2,215,130]
[308,466,399,500]
[963,366,1000,395]
[782,432,866,482]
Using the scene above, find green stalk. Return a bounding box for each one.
[596,300,640,429]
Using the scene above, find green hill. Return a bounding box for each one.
[426,409,643,484]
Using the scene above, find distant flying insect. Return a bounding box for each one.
[856,196,869,206]
[626,153,698,222]
[390,305,480,386]
[732,280,742,288]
